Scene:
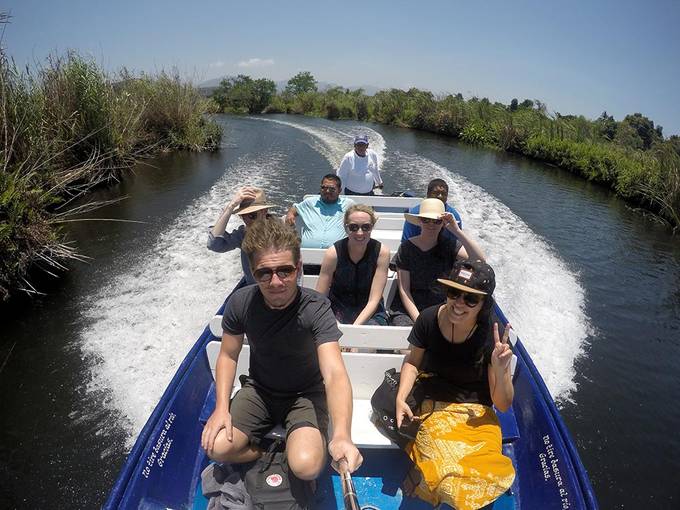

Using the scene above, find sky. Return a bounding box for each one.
[3,0,679,135]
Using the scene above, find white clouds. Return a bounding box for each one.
[237,58,274,68]
[209,61,225,68]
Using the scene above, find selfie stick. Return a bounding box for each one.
[338,458,360,510]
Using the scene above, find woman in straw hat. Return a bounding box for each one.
[395,259,515,509]
[315,204,391,325]
[389,198,485,326]
[207,187,274,285]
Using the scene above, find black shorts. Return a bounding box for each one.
[230,377,329,447]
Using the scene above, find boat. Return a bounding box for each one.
[104,194,598,509]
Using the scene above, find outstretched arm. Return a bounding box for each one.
[354,245,390,325]
[318,341,363,473]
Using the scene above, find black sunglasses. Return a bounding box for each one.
[320,185,338,192]
[252,265,297,283]
[446,287,483,307]
[244,212,260,220]
[421,217,443,225]
[346,223,373,233]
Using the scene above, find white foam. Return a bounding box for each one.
[78,152,283,446]
[251,117,387,170]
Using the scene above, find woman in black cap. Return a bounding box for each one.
[394,259,516,509]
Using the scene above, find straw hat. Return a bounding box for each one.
[404,198,445,225]
[233,189,274,216]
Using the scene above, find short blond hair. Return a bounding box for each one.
[344,204,377,225]
[242,217,301,266]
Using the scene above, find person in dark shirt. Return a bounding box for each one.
[390,198,485,326]
[201,218,362,480]
[315,204,391,325]
[395,259,515,508]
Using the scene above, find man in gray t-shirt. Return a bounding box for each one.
[201,217,362,481]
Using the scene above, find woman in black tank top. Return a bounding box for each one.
[316,204,391,325]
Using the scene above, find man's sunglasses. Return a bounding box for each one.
[252,265,297,283]
[320,186,338,192]
[244,212,260,220]
[421,217,443,225]
[346,223,373,233]
[446,287,483,307]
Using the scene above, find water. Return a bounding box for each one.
[1,114,679,508]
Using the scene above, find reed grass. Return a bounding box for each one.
[0,22,221,300]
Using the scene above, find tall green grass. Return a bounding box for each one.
[0,39,221,300]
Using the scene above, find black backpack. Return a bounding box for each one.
[244,440,314,510]
[370,368,419,448]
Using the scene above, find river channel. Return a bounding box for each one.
[1,114,679,509]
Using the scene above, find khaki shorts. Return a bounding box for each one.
[230,377,329,447]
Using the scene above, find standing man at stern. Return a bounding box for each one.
[337,134,383,196]
[201,218,362,480]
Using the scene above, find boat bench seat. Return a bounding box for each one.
[204,325,521,446]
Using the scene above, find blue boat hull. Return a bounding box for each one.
[105,281,597,509]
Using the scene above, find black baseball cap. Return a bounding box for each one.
[437,259,496,296]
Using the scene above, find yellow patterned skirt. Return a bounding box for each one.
[404,400,515,510]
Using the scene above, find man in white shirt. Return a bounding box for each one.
[337,134,383,195]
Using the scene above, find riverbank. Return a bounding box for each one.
[0,42,222,300]
[282,89,679,230]
[210,74,680,230]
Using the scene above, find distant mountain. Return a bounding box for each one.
[197,76,383,96]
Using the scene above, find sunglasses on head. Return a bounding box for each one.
[346,223,373,233]
[320,185,338,192]
[421,217,443,225]
[252,265,297,283]
[446,287,483,307]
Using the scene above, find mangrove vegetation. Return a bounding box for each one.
[0,14,221,301]
[211,72,680,231]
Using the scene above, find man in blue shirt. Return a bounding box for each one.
[401,179,463,242]
[285,174,355,248]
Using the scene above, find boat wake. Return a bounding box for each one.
[251,117,386,169]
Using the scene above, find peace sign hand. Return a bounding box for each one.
[491,322,513,373]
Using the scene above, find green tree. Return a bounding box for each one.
[285,71,317,95]
[211,75,275,113]
[509,98,519,111]
[250,78,276,113]
[622,113,662,150]
[595,111,617,141]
